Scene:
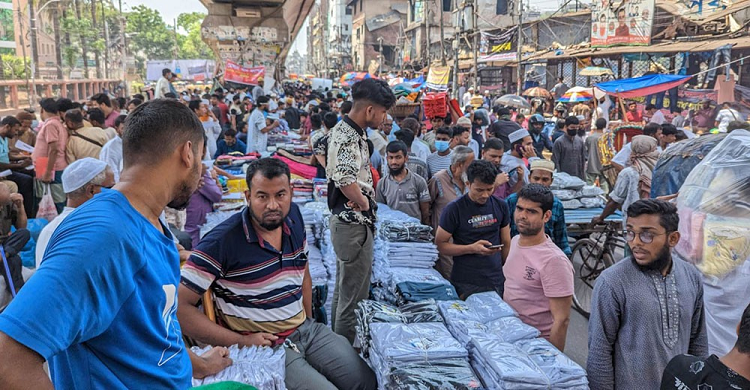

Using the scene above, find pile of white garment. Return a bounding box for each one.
[302,202,336,326]
[437,292,589,389]
[200,210,239,238]
[551,173,606,209]
[191,345,286,389]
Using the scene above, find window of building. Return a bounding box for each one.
[359,0,363,13]
[496,0,509,14]
[344,24,348,31]
[443,0,452,12]
[346,6,352,15]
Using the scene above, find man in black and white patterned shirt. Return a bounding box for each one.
[662,302,750,390]
[326,78,395,343]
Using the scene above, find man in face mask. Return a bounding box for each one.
[500,129,538,195]
[528,114,553,156]
[426,126,454,177]
[551,116,586,180]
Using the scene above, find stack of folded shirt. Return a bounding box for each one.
[379,358,484,390]
[469,337,550,389]
[388,267,458,305]
[379,221,434,242]
[191,345,286,389]
[515,338,590,389]
[200,210,240,239]
[291,177,314,204]
[355,299,443,356]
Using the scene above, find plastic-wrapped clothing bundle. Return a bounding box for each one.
[382,242,439,268]
[396,281,458,303]
[551,190,578,201]
[554,185,605,209]
[470,337,550,389]
[379,221,434,242]
[651,133,727,198]
[676,129,750,277]
[374,355,483,390]
[561,199,583,210]
[576,185,605,197]
[307,245,328,286]
[356,299,444,354]
[514,338,589,389]
[482,317,541,343]
[580,197,605,208]
[369,322,468,363]
[375,203,420,225]
[550,172,586,190]
[201,210,241,238]
[191,345,286,389]
[437,293,517,325]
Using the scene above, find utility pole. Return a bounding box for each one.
[378,37,383,76]
[438,0,446,66]
[472,0,478,91]
[119,0,127,96]
[425,9,431,64]
[515,0,523,95]
[103,4,109,79]
[451,0,459,99]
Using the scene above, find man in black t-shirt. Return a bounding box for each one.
[487,107,521,151]
[435,159,512,299]
[661,302,750,390]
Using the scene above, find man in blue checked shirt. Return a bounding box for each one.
[506,159,572,256]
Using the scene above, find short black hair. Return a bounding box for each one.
[188,100,201,112]
[518,183,554,213]
[90,93,112,108]
[395,128,415,148]
[643,122,661,137]
[116,97,127,110]
[133,93,145,100]
[1,116,20,127]
[128,98,143,108]
[727,121,748,133]
[323,112,338,129]
[737,302,750,354]
[340,101,353,115]
[386,140,408,156]
[245,157,290,190]
[483,138,504,152]
[87,108,105,125]
[122,99,204,167]
[318,102,331,112]
[661,123,679,136]
[436,126,453,138]
[114,114,127,128]
[310,113,323,129]
[595,118,607,130]
[626,199,679,233]
[466,159,497,185]
[224,128,237,138]
[57,98,74,113]
[400,117,420,134]
[452,125,469,138]
[565,116,579,126]
[351,78,396,109]
[64,109,84,123]
[39,98,59,114]
[557,119,566,130]
[645,103,656,111]
[162,68,171,76]
[164,92,177,99]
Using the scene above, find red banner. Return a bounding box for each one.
[224,61,264,85]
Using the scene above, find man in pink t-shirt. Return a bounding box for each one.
[503,183,574,351]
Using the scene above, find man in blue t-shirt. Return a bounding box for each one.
[0,99,230,389]
[436,159,512,299]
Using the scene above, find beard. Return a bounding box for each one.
[631,243,672,273]
[167,156,202,210]
[388,164,405,176]
[517,219,544,236]
[249,206,285,231]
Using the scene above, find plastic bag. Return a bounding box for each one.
[576,185,605,198]
[561,199,583,210]
[369,322,468,363]
[191,345,286,389]
[676,130,750,276]
[580,197,605,208]
[551,190,578,201]
[383,358,483,390]
[551,172,586,190]
[36,184,58,222]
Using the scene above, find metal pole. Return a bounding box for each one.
[515,0,523,95]
[439,0,446,66]
[28,0,36,107]
[452,37,459,100]
[119,0,127,96]
[472,0,478,91]
[18,7,31,108]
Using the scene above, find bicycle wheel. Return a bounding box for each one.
[570,238,606,318]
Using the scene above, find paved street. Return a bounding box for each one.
[565,309,590,367]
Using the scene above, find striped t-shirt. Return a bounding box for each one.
[181,205,308,334]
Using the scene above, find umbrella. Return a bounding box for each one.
[579,66,614,76]
[339,72,373,87]
[559,87,594,103]
[522,87,552,99]
[494,94,531,109]
[595,74,692,99]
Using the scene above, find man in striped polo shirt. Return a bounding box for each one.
[178,158,376,390]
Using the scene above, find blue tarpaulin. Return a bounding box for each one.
[595,74,692,99]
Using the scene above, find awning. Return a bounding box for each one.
[595,74,692,99]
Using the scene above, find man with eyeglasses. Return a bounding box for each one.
[35,158,115,267]
[587,199,708,390]
[551,116,586,180]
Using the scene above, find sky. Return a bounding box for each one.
[121,0,208,25]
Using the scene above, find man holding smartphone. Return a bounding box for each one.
[435,159,512,299]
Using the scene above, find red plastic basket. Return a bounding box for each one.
[422,92,448,119]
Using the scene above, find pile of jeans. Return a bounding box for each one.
[191,345,286,389]
[379,221,433,243]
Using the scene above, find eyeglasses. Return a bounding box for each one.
[624,230,669,244]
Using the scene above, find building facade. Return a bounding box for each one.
[348,0,408,73]
[327,0,353,76]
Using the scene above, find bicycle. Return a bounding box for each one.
[569,221,627,318]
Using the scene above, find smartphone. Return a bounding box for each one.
[485,244,503,250]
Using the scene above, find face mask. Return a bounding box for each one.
[387,132,397,142]
[567,129,578,136]
[435,140,450,153]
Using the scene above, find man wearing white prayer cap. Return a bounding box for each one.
[35,158,115,267]
[500,128,539,194]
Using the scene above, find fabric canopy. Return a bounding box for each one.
[595,74,692,99]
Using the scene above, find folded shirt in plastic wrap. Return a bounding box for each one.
[191,345,286,390]
[368,352,483,390]
[379,221,434,243]
[369,322,468,363]
[200,210,240,238]
[375,203,420,225]
[514,338,589,389]
[389,267,458,304]
[553,185,606,209]
[447,317,540,348]
[356,299,444,355]
[438,292,517,325]
[470,337,550,389]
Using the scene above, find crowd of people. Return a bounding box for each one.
[0,67,746,390]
